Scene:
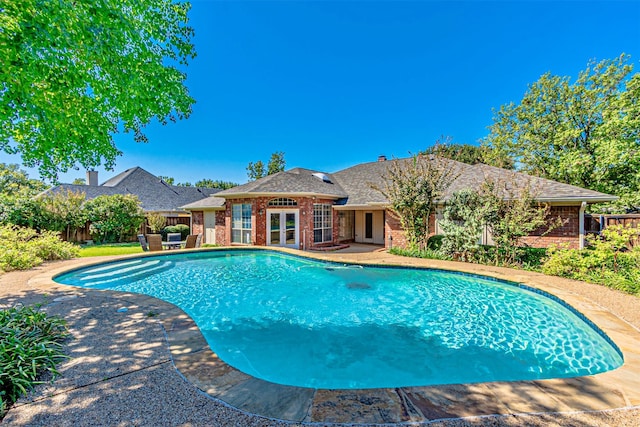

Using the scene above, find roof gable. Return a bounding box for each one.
[45,167,221,212]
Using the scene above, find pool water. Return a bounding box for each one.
[55,250,623,389]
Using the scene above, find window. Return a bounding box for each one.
[268,198,297,207]
[313,204,333,243]
[232,204,252,244]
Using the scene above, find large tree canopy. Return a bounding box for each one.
[483,54,640,211]
[422,141,514,169]
[1,0,196,181]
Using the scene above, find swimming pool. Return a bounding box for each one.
[55,249,623,389]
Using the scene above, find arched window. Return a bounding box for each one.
[268,198,297,207]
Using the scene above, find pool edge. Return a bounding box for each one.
[32,248,640,424]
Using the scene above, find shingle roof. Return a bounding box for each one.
[44,167,221,212]
[214,168,348,199]
[182,156,617,211]
[332,157,616,206]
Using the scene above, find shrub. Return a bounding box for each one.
[0,226,79,271]
[542,225,640,294]
[389,246,451,261]
[146,212,166,234]
[160,224,190,240]
[426,234,445,251]
[0,304,69,417]
[84,195,144,243]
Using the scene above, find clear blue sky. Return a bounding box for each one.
[3,0,640,185]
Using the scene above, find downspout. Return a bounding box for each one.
[579,201,587,249]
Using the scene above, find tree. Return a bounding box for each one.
[72,178,86,185]
[40,189,87,241]
[480,178,557,266]
[483,54,640,211]
[423,140,514,169]
[84,194,144,243]
[247,151,286,180]
[146,212,166,234]
[439,189,489,261]
[0,163,47,197]
[373,154,459,251]
[267,151,286,175]
[158,176,176,185]
[246,160,266,181]
[1,0,196,181]
[195,179,239,189]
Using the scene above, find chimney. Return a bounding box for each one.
[377,155,387,162]
[86,170,98,186]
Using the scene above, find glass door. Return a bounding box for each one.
[270,212,281,245]
[267,209,299,248]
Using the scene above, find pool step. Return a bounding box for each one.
[73,259,173,287]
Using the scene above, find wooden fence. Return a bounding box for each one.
[62,216,191,243]
[584,214,640,235]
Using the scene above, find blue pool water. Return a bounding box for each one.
[55,250,623,389]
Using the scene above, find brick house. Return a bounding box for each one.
[182,156,616,250]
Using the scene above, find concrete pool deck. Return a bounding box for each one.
[1,245,639,426]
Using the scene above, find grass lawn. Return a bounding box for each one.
[78,243,143,257]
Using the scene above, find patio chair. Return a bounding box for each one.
[147,234,163,252]
[184,234,197,249]
[167,232,182,249]
[137,234,149,252]
[195,233,203,248]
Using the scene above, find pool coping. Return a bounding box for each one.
[29,247,640,424]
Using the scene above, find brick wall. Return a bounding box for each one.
[385,206,581,250]
[215,211,226,245]
[217,196,339,249]
[384,210,436,250]
[519,205,581,249]
[191,211,204,236]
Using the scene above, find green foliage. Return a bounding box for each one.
[439,189,489,261]
[0,196,52,231]
[481,179,557,266]
[247,151,286,181]
[374,154,459,251]
[0,0,196,181]
[388,246,451,261]
[0,164,47,197]
[146,212,166,234]
[194,179,239,189]
[0,304,69,417]
[543,225,640,294]
[160,224,190,240]
[423,140,514,169]
[158,176,175,185]
[246,160,266,181]
[484,55,640,212]
[71,178,86,185]
[0,225,79,271]
[84,195,144,243]
[40,189,87,240]
[426,235,445,251]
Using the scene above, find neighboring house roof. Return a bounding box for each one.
[185,156,616,210]
[44,167,221,213]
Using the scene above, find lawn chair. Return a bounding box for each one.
[167,232,182,250]
[137,234,149,252]
[195,233,202,248]
[184,234,197,249]
[147,234,163,252]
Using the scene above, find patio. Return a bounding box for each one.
[1,248,639,426]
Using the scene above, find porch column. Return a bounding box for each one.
[579,201,587,249]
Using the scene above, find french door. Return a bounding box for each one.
[267,209,299,248]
